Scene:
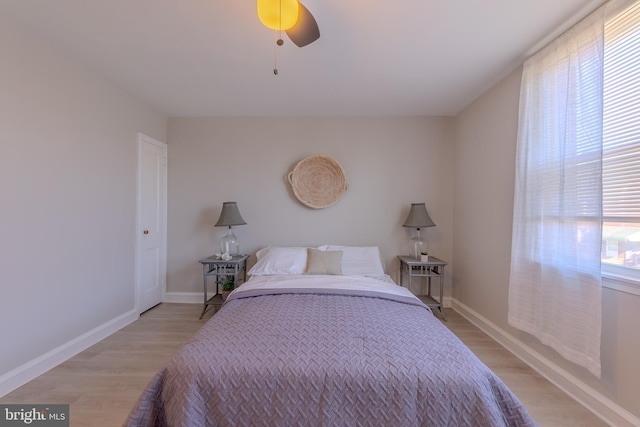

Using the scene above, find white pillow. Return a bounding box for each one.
[248,246,308,276]
[317,245,385,276]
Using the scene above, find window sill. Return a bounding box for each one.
[602,272,640,296]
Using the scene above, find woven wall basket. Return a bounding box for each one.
[287,155,348,209]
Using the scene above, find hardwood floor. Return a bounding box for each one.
[0,304,607,426]
[442,311,608,427]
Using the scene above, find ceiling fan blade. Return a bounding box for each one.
[285,2,320,47]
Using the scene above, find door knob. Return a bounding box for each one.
[143,230,149,234]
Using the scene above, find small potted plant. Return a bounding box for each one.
[221,276,235,301]
[420,251,429,262]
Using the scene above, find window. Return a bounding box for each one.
[601,2,640,280]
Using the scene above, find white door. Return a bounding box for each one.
[136,133,167,313]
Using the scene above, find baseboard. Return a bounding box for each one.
[0,309,139,398]
[163,292,202,304]
[451,299,640,427]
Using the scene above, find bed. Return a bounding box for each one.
[124,246,537,427]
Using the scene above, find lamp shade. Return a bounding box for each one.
[215,202,247,227]
[257,0,299,31]
[402,203,435,229]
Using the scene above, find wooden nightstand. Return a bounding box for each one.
[198,254,248,319]
[398,255,447,320]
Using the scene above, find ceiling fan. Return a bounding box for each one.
[257,0,320,48]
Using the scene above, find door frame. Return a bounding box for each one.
[135,132,168,313]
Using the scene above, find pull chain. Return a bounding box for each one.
[273,0,284,75]
[273,31,279,75]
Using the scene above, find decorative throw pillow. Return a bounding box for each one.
[305,248,343,275]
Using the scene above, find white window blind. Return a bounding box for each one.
[603,2,640,220]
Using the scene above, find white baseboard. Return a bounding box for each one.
[451,299,640,427]
[0,309,138,398]
[163,292,202,304]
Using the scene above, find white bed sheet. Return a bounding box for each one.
[231,273,419,302]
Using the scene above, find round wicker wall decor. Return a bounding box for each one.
[287,155,348,209]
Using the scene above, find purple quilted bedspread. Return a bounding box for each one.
[124,283,537,426]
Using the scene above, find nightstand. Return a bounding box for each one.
[398,255,447,320]
[198,254,248,319]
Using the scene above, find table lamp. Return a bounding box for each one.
[402,203,435,259]
[214,202,246,256]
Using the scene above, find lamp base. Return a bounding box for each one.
[219,227,240,256]
[409,228,427,259]
[412,239,426,260]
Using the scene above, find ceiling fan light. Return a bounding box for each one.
[257,0,299,31]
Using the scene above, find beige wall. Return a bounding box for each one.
[166,117,454,294]
[0,20,166,376]
[453,66,640,419]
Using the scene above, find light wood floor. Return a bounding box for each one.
[0,304,607,426]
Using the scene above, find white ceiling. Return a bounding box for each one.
[0,0,604,117]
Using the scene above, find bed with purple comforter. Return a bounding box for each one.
[124,274,537,427]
